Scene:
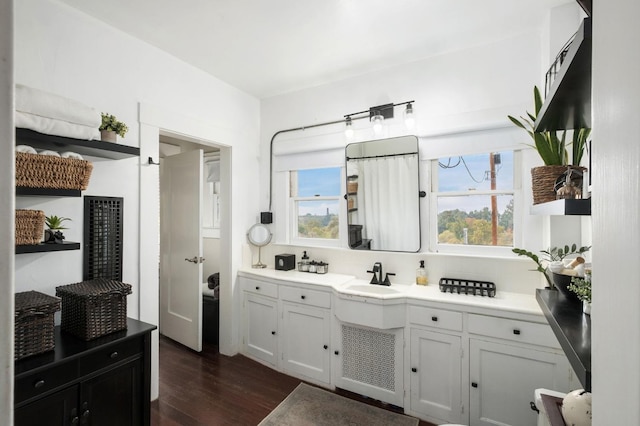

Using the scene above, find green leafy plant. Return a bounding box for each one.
[512,244,591,287]
[100,113,129,137]
[508,86,590,166]
[45,215,71,230]
[568,276,591,303]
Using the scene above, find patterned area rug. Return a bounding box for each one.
[258,383,419,426]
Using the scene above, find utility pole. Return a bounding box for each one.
[490,153,498,245]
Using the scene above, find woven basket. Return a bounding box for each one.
[16,152,93,190]
[531,166,576,205]
[15,209,45,245]
[56,278,132,341]
[15,291,61,360]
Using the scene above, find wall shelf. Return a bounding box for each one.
[16,241,80,254]
[530,198,591,215]
[16,128,140,160]
[16,187,81,197]
[536,289,591,392]
[535,18,592,132]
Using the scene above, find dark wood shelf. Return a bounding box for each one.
[16,128,139,160]
[348,208,358,213]
[536,288,591,391]
[535,18,591,132]
[16,187,81,197]
[576,0,591,16]
[530,198,591,216]
[16,241,80,254]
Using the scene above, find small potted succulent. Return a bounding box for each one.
[100,113,129,142]
[512,244,591,291]
[44,215,71,244]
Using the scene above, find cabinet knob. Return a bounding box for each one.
[271,331,276,335]
[255,286,260,290]
[323,345,328,350]
[411,367,417,373]
[513,329,521,335]
[110,351,119,359]
[301,295,306,300]
[471,382,478,388]
[34,379,45,389]
[334,350,339,355]
[431,316,438,322]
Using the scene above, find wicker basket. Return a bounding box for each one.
[15,209,45,245]
[16,151,93,190]
[56,278,132,341]
[531,166,574,205]
[15,291,61,360]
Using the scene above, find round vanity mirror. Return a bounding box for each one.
[247,223,272,268]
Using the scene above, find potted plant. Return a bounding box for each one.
[100,113,129,142]
[508,86,591,204]
[568,274,591,315]
[44,215,71,244]
[512,243,591,289]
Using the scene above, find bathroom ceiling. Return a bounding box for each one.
[60,0,573,99]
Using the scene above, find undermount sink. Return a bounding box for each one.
[343,284,402,295]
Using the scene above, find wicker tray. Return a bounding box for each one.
[15,291,61,360]
[15,209,45,245]
[56,278,132,341]
[16,151,93,190]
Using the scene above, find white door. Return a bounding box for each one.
[160,149,203,352]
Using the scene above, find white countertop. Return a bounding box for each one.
[238,267,543,317]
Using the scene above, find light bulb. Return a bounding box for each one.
[345,117,354,140]
[404,103,415,130]
[371,113,384,135]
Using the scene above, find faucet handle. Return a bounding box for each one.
[366,269,379,284]
[382,273,396,286]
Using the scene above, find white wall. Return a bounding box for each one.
[0,0,14,422]
[592,0,640,423]
[12,0,261,399]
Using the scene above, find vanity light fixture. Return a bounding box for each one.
[371,111,385,135]
[404,102,415,130]
[345,116,354,139]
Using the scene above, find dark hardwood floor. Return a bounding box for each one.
[152,335,436,426]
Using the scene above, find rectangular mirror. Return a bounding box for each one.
[345,136,421,252]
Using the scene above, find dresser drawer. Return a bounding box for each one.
[242,277,278,298]
[280,285,331,309]
[468,314,559,348]
[408,305,463,332]
[79,337,143,376]
[15,359,77,404]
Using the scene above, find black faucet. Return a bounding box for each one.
[367,262,391,285]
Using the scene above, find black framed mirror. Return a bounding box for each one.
[345,135,421,252]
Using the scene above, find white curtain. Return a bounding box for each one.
[355,154,420,251]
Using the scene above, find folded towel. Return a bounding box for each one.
[39,150,61,157]
[16,111,101,141]
[347,161,359,177]
[16,145,37,154]
[61,151,84,160]
[15,84,101,127]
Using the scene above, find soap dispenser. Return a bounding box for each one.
[416,260,428,285]
[299,251,310,272]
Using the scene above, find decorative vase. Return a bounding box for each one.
[583,301,591,315]
[100,129,117,143]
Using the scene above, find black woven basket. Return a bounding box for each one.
[56,278,132,341]
[15,291,61,360]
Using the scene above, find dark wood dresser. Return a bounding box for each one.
[15,318,156,426]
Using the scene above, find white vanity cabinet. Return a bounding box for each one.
[241,277,279,368]
[467,313,574,426]
[407,306,464,425]
[280,286,332,385]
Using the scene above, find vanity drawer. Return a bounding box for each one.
[408,305,463,332]
[280,285,331,309]
[15,359,77,404]
[242,277,278,298]
[79,337,143,376]
[468,314,559,348]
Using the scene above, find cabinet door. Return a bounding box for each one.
[15,384,79,426]
[410,328,462,424]
[243,293,279,367]
[80,358,143,426]
[281,302,331,384]
[469,339,571,426]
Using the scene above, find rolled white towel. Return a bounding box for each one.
[16,145,37,154]
[39,150,61,157]
[15,84,101,127]
[60,151,84,160]
[346,161,359,177]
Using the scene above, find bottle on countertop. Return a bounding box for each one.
[299,251,310,272]
[416,260,428,285]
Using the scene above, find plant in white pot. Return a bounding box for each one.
[44,215,71,244]
[100,113,129,142]
[512,243,591,289]
[508,86,591,204]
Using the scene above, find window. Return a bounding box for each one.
[432,151,518,252]
[290,167,341,245]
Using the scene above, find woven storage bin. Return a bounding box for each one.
[16,151,93,190]
[531,165,572,205]
[56,278,132,341]
[15,209,45,245]
[15,291,61,360]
